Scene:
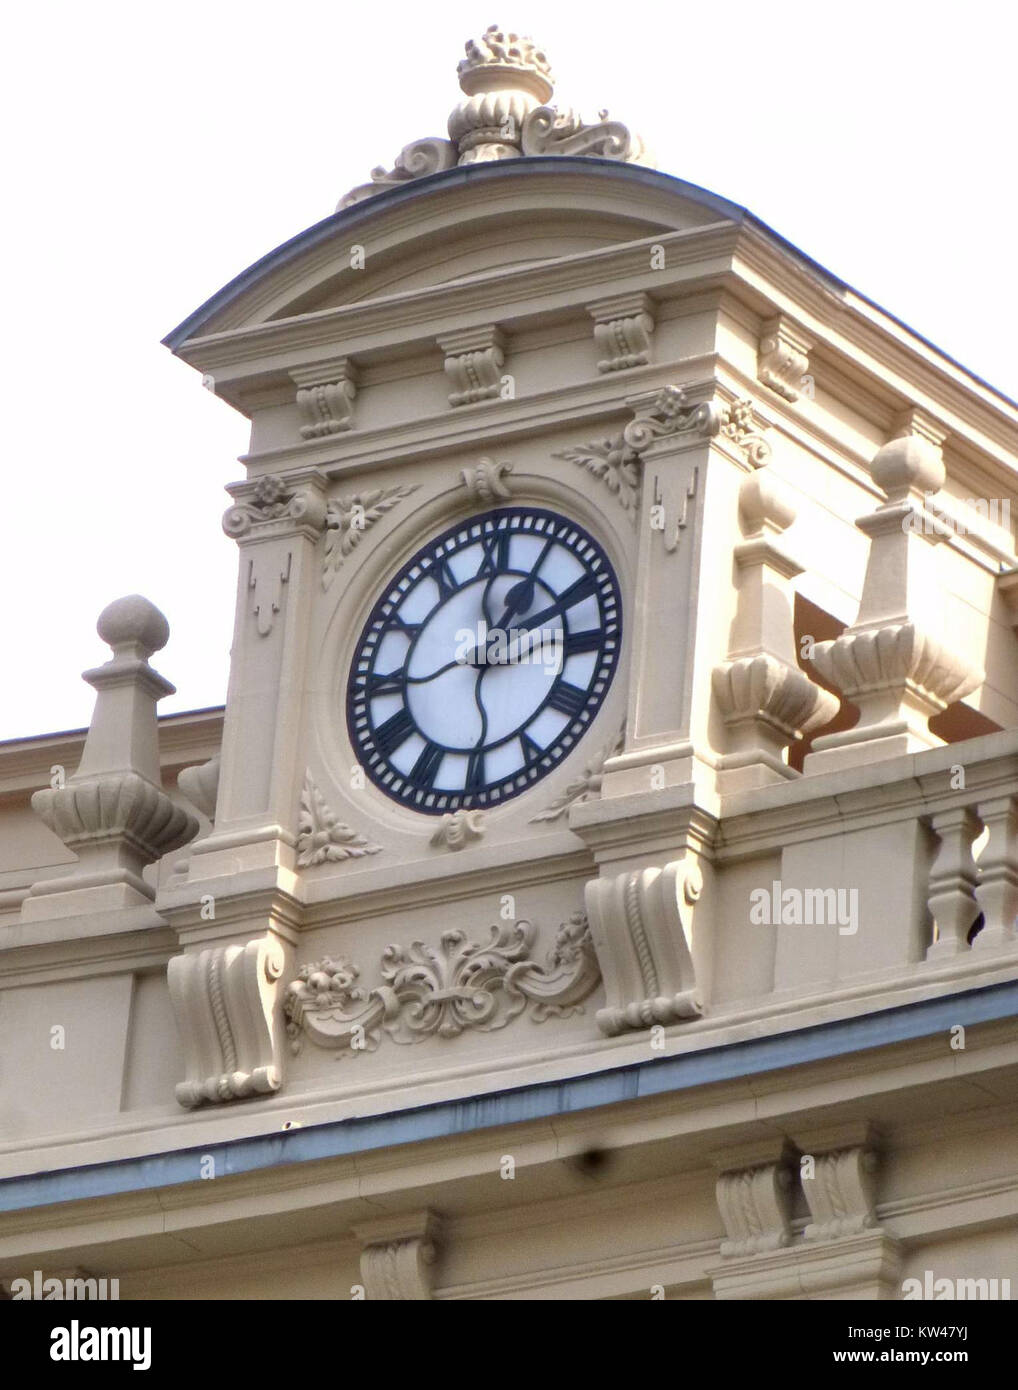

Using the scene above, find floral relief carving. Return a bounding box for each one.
[429,808,486,851]
[296,771,381,866]
[553,436,641,520]
[720,398,772,466]
[284,912,600,1055]
[322,485,419,589]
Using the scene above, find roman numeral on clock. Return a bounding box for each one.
[563,629,601,656]
[434,559,459,599]
[409,740,444,787]
[374,707,416,755]
[366,669,403,696]
[478,529,512,576]
[547,681,587,717]
[520,731,544,766]
[464,747,485,793]
[388,613,422,639]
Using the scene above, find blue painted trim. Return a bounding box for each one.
[3,980,1016,1214]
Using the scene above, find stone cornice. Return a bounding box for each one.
[173,222,741,387]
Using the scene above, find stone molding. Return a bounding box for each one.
[168,934,286,1108]
[284,913,599,1054]
[584,861,702,1035]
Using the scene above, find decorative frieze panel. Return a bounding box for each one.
[757,315,812,402]
[168,935,286,1109]
[437,325,506,407]
[297,771,381,866]
[322,485,419,589]
[284,914,600,1054]
[292,357,359,438]
[584,861,703,1036]
[587,292,655,372]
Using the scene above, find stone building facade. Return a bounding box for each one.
[2,29,1018,1300]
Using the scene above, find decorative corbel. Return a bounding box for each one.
[757,315,813,402]
[587,292,655,373]
[177,754,220,823]
[167,934,286,1108]
[354,1212,442,1301]
[437,325,506,407]
[291,357,359,439]
[584,860,703,1035]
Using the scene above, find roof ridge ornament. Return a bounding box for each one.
[338,24,649,209]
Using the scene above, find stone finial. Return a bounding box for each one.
[23,596,197,920]
[338,28,647,208]
[805,436,982,772]
[712,469,838,789]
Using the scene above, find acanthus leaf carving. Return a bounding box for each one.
[719,398,772,467]
[297,771,381,866]
[284,912,600,1054]
[553,436,641,521]
[322,485,418,589]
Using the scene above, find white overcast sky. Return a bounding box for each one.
[1,0,1015,741]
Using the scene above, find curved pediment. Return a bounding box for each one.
[164,160,746,350]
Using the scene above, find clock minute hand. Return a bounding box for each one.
[487,537,556,646]
[492,574,598,661]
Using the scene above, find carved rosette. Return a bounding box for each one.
[284,914,600,1054]
[585,862,703,1036]
[168,935,286,1108]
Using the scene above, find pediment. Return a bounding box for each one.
[164,161,745,350]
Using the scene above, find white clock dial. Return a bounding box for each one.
[347,506,622,812]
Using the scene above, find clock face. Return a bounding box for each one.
[347,506,622,814]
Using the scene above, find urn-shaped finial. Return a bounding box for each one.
[449,24,555,163]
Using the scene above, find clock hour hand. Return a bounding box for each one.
[487,537,556,645]
[488,573,598,662]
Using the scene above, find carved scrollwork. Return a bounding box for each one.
[338,138,458,209]
[284,913,600,1054]
[461,457,513,501]
[521,105,648,163]
[429,808,486,851]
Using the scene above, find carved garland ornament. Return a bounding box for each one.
[285,913,600,1054]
